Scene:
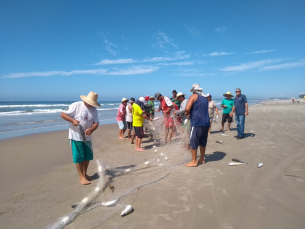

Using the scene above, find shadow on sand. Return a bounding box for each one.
[204,151,226,163]
[242,133,255,138]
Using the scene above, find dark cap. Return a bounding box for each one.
[172,90,177,93]
[130,97,135,102]
[155,92,162,99]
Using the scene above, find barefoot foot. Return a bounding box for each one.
[85,175,92,181]
[197,159,205,164]
[80,178,91,185]
[185,161,198,167]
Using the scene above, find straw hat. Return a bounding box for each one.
[190,83,202,92]
[223,92,234,97]
[149,96,155,100]
[176,92,186,98]
[80,91,101,108]
[122,98,128,102]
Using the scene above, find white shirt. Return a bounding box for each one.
[64,101,99,141]
[126,104,133,122]
[176,99,189,122]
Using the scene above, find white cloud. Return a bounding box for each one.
[215,27,227,32]
[171,68,214,77]
[185,25,200,37]
[3,66,159,78]
[103,38,118,56]
[221,59,284,72]
[158,61,195,66]
[204,52,233,57]
[108,66,159,75]
[94,51,190,65]
[259,59,305,71]
[247,50,276,54]
[94,59,135,65]
[153,31,177,49]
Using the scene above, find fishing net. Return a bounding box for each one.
[47,114,191,229]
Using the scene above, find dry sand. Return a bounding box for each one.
[0,102,305,229]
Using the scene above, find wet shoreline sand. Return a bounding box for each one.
[0,101,305,229]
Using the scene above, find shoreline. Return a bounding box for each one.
[0,99,270,141]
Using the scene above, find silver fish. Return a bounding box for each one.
[184,119,189,125]
[78,124,86,141]
[121,205,134,216]
[228,162,245,166]
[216,140,223,144]
[257,163,263,168]
[232,158,246,164]
[102,199,118,207]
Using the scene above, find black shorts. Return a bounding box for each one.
[222,113,233,123]
[189,126,209,149]
[134,126,144,138]
[127,121,133,130]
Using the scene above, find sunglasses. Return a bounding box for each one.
[235,91,240,92]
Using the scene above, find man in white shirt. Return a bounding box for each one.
[61,91,100,185]
[174,92,190,150]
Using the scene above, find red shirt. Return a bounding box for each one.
[160,96,173,114]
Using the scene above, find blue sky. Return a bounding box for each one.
[0,0,304,101]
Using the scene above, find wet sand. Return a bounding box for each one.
[0,102,305,229]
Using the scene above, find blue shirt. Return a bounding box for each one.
[190,94,210,127]
[234,94,247,115]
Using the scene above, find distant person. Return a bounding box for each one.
[220,92,234,132]
[145,96,150,105]
[60,91,100,185]
[230,88,248,139]
[171,90,181,109]
[155,92,174,143]
[174,92,190,150]
[148,96,155,118]
[185,84,210,166]
[126,97,135,144]
[132,98,153,151]
[297,98,300,103]
[292,98,295,104]
[206,93,219,134]
[116,98,128,139]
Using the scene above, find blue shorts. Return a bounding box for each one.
[70,140,93,163]
[189,126,209,149]
[118,120,127,129]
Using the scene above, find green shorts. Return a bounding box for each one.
[70,140,93,163]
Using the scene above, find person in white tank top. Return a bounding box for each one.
[126,98,135,144]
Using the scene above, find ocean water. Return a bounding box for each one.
[0,99,262,140]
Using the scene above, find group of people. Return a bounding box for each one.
[60,84,249,184]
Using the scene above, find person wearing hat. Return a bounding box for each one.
[155,92,174,143]
[170,90,181,109]
[220,92,234,132]
[126,97,136,143]
[190,83,206,97]
[206,93,219,134]
[174,92,190,150]
[148,96,155,118]
[132,97,153,151]
[60,91,100,185]
[116,98,129,139]
[185,84,210,166]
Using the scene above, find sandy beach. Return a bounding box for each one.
[1,101,305,229]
